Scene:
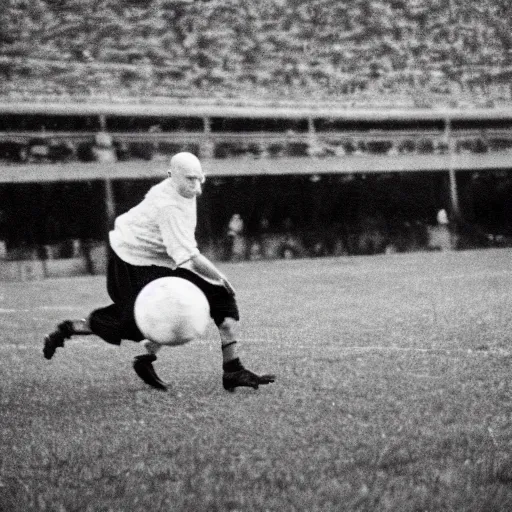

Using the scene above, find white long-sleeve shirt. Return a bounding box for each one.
[109,178,200,269]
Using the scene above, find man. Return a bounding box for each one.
[43,152,275,392]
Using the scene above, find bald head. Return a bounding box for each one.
[170,152,202,175]
[168,152,205,198]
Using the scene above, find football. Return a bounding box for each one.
[134,277,210,345]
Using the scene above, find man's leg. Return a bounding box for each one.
[173,269,276,392]
[44,249,130,360]
[123,264,180,391]
[43,304,124,360]
[218,316,239,363]
[43,300,169,390]
[43,318,93,360]
[132,340,168,391]
[217,317,275,392]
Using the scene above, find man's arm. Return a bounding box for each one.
[158,205,236,295]
[184,253,236,295]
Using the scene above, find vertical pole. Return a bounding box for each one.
[308,116,318,157]
[202,116,214,159]
[104,178,115,236]
[445,117,460,217]
[99,114,107,132]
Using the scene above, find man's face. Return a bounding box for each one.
[169,153,205,198]
[173,169,205,198]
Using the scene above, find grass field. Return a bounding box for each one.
[2,249,512,512]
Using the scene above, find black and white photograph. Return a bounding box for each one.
[1,1,512,510]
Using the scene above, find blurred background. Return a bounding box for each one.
[1,0,512,278]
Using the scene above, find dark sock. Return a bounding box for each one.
[223,357,244,373]
[68,320,92,335]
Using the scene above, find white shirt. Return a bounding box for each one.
[109,178,200,269]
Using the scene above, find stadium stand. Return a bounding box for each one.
[1,0,512,107]
[1,0,512,273]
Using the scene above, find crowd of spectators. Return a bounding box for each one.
[2,166,511,267]
[2,129,512,165]
[2,0,512,266]
[1,0,512,107]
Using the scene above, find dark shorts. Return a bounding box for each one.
[89,249,239,345]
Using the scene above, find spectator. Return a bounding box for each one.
[48,140,76,163]
[0,209,7,259]
[92,132,117,163]
[226,213,246,262]
[27,137,50,163]
[428,209,454,251]
[278,217,305,259]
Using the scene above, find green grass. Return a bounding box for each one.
[2,249,512,511]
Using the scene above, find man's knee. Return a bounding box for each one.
[89,304,144,345]
[217,316,237,333]
[88,307,122,345]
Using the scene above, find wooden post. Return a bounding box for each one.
[445,117,460,217]
[104,178,115,234]
[202,116,214,159]
[99,114,107,132]
[307,116,319,157]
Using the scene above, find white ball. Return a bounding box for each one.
[134,277,210,345]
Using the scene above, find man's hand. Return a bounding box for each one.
[187,254,235,294]
[223,368,275,392]
[221,277,236,296]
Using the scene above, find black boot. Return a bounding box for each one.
[133,354,168,391]
[222,357,275,392]
[43,320,75,360]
